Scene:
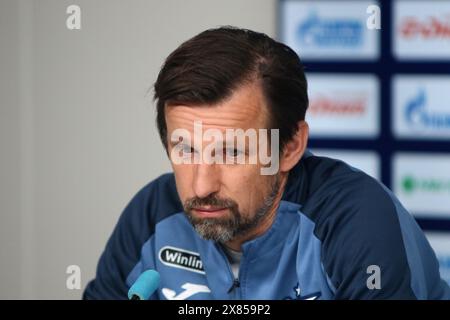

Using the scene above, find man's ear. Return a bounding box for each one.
[279,121,309,173]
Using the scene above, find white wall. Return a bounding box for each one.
[0,0,276,299]
[0,0,21,300]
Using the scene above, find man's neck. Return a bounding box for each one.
[224,173,288,252]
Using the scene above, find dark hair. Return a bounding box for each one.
[154,26,308,151]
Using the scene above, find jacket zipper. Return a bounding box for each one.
[217,245,242,299]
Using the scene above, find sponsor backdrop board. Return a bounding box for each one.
[279,0,450,271]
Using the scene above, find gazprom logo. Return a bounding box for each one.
[404,89,450,130]
[297,11,363,47]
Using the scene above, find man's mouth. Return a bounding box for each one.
[192,207,228,218]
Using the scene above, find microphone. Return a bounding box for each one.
[128,269,160,300]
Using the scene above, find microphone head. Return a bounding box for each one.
[128,269,160,300]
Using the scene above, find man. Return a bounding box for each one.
[84,27,450,300]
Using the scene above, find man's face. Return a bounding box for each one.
[165,82,281,243]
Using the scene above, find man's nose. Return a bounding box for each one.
[192,163,221,199]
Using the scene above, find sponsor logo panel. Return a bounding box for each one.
[394,0,450,60]
[307,74,379,138]
[280,0,380,60]
[393,153,450,218]
[393,76,450,139]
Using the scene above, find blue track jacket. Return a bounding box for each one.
[83,151,450,300]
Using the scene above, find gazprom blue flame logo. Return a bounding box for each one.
[405,89,450,130]
[297,11,363,47]
[405,89,426,126]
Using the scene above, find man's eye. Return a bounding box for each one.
[225,148,242,157]
[181,145,195,154]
